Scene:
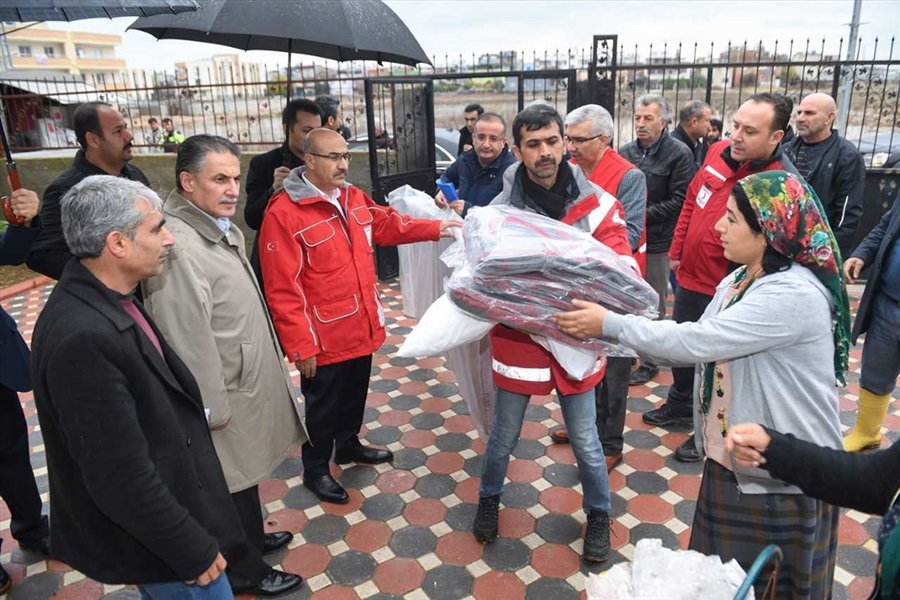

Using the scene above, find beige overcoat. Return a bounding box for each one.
[143,191,307,493]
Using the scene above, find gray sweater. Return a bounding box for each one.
[604,264,843,494]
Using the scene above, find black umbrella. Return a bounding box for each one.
[128,0,431,99]
[0,0,200,22]
[0,0,201,224]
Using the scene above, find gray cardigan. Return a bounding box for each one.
[603,264,843,494]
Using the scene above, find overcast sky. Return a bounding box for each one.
[31,0,900,71]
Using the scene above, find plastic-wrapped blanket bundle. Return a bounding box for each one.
[446,205,658,351]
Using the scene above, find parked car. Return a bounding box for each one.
[853,132,900,168]
[348,128,460,174]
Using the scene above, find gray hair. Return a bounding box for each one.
[679,99,710,124]
[635,94,672,122]
[61,175,162,258]
[564,104,615,138]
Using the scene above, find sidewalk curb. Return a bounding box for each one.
[0,275,51,302]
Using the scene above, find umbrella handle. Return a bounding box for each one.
[2,163,27,226]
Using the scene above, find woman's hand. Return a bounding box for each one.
[553,299,608,339]
[725,423,771,468]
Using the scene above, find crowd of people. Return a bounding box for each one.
[0,85,897,600]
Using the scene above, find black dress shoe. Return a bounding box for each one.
[19,536,50,557]
[233,570,304,598]
[0,562,11,595]
[334,445,393,465]
[303,474,349,504]
[263,531,293,555]
[675,435,703,462]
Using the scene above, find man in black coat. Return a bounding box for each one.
[842,199,900,452]
[244,98,322,288]
[785,93,866,258]
[620,94,696,385]
[458,103,484,156]
[670,99,712,170]
[27,101,150,281]
[0,187,49,595]
[30,175,243,597]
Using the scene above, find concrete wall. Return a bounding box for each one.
[6,149,375,254]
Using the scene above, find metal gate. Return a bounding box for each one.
[363,76,436,281]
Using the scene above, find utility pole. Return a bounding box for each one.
[837,0,863,135]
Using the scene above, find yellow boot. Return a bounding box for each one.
[844,389,892,452]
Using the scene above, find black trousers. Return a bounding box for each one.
[0,385,49,549]
[595,356,633,456]
[224,485,271,588]
[300,354,373,479]
[665,287,715,413]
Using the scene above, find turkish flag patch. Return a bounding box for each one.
[265,241,279,252]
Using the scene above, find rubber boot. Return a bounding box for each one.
[844,389,891,452]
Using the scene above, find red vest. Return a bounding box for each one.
[584,150,647,276]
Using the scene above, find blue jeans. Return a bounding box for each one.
[480,387,611,513]
[138,573,233,600]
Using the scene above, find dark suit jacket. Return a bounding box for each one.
[27,151,150,280]
[850,200,900,343]
[1,219,41,392]
[30,260,244,584]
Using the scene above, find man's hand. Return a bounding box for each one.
[8,186,41,225]
[187,552,227,587]
[296,357,317,379]
[434,190,448,209]
[438,219,463,238]
[843,257,865,283]
[553,299,608,339]
[462,144,473,153]
[670,259,680,272]
[725,423,771,468]
[449,200,466,217]
[273,166,292,192]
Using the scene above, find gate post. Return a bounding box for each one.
[589,34,618,115]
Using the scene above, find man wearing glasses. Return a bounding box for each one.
[435,113,516,218]
[260,129,460,504]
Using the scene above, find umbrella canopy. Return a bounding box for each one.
[0,0,200,22]
[128,0,431,67]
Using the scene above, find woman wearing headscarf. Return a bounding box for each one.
[555,170,851,599]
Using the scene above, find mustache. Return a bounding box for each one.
[536,158,555,166]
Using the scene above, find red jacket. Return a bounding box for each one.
[581,149,647,276]
[260,169,440,366]
[668,140,798,296]
[488,163,636,396]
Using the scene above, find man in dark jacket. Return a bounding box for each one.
[244,98,322,288]
[650,93,801,462]
[671,100,712,170]
[785,93,866,258]
[842,200,900,452]
[0,187,49,595]
[458,103,484,156]
[31,175,243,597]
[27,101,150,281]
[620,94,696,384]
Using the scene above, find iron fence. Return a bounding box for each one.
[0,36,897,162]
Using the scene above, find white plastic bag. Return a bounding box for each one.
[397,293,493,357]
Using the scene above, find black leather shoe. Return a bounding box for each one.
[675,435,702,463]
[629,364,659,386]
[334,445,393,465]
[19,536,50,557]
[303,474,349,504]
[233,570,304,597]
[0,562,11,595]
[642,403,692,428]
[263,531,293,555]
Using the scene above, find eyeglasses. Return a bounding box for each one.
[474,134,504,144]
[564,134,604,145]
[309,152,352,163]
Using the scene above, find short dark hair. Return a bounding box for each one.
[162,117,173,125]
[175,135,241,192]
[148,117,158,125]
[282,98,323,130]
[464,104,484,115]
[748,93,792,135]
[74,101,112,149]
[511,104,563,147]
[733,182,791,274]
[314,95,341,123]
[475,112,507,136]
[710,118,723,131]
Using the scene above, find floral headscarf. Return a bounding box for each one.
[737,170,851,386]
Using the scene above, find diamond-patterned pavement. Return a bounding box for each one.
[2,279,897,600]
